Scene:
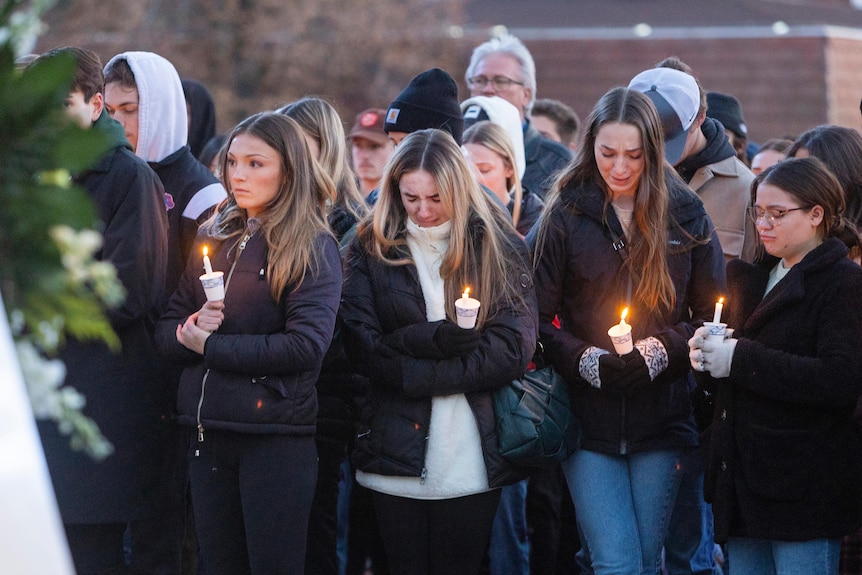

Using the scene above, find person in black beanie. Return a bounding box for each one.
[384,67,464,146]
[706,91,749,165]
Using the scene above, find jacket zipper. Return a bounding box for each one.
[195,229,252,445]
[420,432,429,484]
[196,369,210,443]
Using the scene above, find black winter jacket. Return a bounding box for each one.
[156,229,342,436]
[509,186,544,237]
[704,238,862,542]
[529,171,726,455]
[38,110,169,523]
[150,144,225,303]
[522,122,572,200]
[341,222,538,488]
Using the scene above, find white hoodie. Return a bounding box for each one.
[460,95,526,179]
[105,51,188,163]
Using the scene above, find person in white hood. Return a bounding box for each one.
[462,95,544,237]
[105,51,226,296]
[103,50,226,575]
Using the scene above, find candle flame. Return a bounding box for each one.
[621,307,628,322]
[462,287,471,299]
[203,246,209,257]
[717,296,724,305]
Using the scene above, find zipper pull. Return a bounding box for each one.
[198,424,205,443]
[239,233,251,251]
[420,467,427,485]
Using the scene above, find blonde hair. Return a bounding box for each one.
[358,129,526,327]
[538,87,675,311]
[204,112,336,300]
[462,120,524,228]
[277,97,368,223]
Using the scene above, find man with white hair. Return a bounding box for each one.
[465,33,571,199]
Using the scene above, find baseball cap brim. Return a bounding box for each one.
[643,89,688,165]
[348,129,391,146]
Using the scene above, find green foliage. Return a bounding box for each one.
[0,37,116,347]
[1,0,125,459]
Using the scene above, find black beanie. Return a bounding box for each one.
[384,68,464,144]
[706,91,748,139]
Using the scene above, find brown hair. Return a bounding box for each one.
[537,86,676,312]
[203,112,336,300]
[36,46,104,102]
[755,156,862,261]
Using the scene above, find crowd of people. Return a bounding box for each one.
[23,30,862,575]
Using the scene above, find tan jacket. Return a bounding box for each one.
[688,155,757,263]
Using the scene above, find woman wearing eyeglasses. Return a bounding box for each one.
[689,157,862,575]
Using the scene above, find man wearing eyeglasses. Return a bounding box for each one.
[465,33,572,201]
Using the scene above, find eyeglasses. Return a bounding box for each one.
[747,206,807,226]
[467,75,525,91]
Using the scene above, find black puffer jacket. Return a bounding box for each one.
[341,220,538,488]
[522,122,572,200]
[528,170,726,455]
[705,238,862,543]
[156,230,342,436]
[38,110,168,523]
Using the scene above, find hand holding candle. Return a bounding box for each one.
[608,307,634,355]
[455,287,481,329]
[199,245,225,301]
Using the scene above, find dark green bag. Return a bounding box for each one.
[493,347,581,468]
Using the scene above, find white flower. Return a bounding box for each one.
[15,340,66,419]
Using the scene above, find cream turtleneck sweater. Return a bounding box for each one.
[356,218,489,499]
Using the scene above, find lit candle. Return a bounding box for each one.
[608,307,633,355]
[713,297,724,324]
[203,246,214,276]
[455,286,481,329]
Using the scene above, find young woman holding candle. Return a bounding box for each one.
[689,157,862,575]
[340,128,538,575]
[155,112,342,575]
[529,86,725,575]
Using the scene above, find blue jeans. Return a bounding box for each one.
[488,479,530,575]
[727,537,840,575]
[562,448,684,575]
[664,446,721,575]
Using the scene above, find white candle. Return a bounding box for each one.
[203,246,214,276]
[455,287,481,329]
[608,307,633,355]
[713,297,724,324]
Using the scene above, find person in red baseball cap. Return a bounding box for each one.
[348,108,395,198]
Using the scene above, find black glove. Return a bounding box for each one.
[367,345,403,389]
[598,349,650,393]
[432,320,482,358]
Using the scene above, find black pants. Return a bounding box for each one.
[304,432,346,575]
[373,489,501,575]
[129,419,189,575]
[65,522,127,575]
[526,462,581,574]
[188,430,317,575]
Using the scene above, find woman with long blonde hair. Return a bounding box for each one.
[156,112,342,575]
[277,96,368,239]
[277,96,371,573]
[530,87,725,574]
[341,128,538,575]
